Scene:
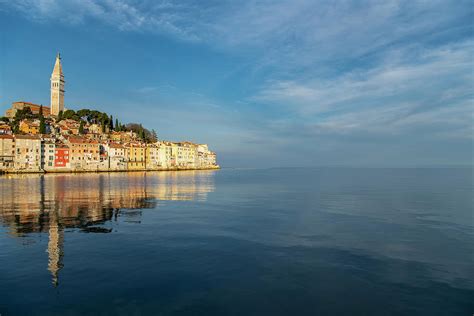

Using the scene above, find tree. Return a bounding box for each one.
[77,109,91,121]
[115,118,119,131]
[57,110,63,122]
[14,107,33,121]
[62,109,80,121]
[39,106,46,134]
[109,115,114,131]
[39,116,46,134]
[151,129,158,142]
[12,122,19,134]
[79,120,85,134]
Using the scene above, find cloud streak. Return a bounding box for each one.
[255,41,473,138]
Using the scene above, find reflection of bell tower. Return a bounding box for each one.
[47,207,64,287]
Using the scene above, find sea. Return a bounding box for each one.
[0,168,472,315]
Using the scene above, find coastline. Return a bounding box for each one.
[0,166,220,175]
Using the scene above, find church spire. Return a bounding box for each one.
[52,53,63,77]
[50,53,65,116]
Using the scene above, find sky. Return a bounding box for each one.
[0,0,472,167]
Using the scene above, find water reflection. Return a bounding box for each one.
[0,171,215,286]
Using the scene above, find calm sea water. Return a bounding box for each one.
[0,168,472,315]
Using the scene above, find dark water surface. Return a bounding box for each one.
[0,168,472,315]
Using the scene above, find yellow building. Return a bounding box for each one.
[67,137,100,170]
[19,119,40,135]
[126,142,146,170]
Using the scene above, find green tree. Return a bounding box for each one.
[39,106,46,134]
[62,109,80,121]
[14,107,33,121]
[57,110,63,121]
[13,123,20,134]
[39,116,46,134]
[115,119,119,131]
[77,109,91,121]
[151,129,158,142]
[109,115,114,131]
[79,120,85,134]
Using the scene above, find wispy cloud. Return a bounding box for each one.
[254,41,473,138]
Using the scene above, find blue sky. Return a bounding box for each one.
[0,0,472,167]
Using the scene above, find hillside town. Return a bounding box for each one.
[0,54,218,173]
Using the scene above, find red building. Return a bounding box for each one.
[54,146,70,168]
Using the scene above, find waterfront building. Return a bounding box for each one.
[105,143,127,170]
[196,144,217,168]
[50,53,65,116]
[146,144,161,169]
[4,101,51,118]
[0,135,15,171]
[157,142,171,168]
[126,142,146,170]
[175,142,197,168]
[42,140,56,170]
[14,135,42,171]
[54,145,70,169]
[67,137,100,170]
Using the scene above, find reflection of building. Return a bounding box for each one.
[0,171,215,286]
[47,208,64,287]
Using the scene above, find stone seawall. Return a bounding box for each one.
[1,166,220,174]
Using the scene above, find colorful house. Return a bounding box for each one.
[54,145,70,168]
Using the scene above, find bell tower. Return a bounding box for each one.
[50,53,65,116]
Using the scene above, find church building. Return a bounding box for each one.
[50,53,65,116]
[4,53,65,118]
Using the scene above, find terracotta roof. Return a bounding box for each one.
[0,134,14,139]
[109,143,124,148]
[14,134,41,140]
[13,102,51,111]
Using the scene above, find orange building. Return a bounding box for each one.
[67,137,100,170]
